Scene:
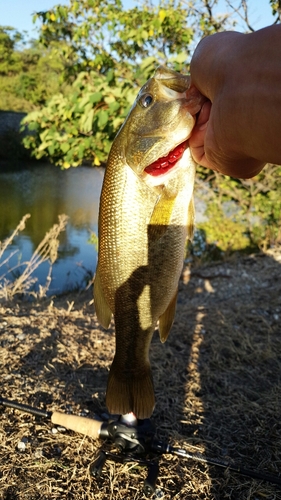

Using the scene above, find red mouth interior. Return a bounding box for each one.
[144,141,187,177]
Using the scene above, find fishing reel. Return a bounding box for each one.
[90,414,159,496]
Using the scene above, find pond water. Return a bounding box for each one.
[0,164,104,295]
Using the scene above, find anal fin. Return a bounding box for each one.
[187,197,195,240]
[93,267,112,328]
[158,290,178,343]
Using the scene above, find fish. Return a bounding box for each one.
[94,66,204,419]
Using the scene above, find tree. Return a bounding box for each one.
[0,30,65,112]
[0,27,24,76]
[34,0,197,80]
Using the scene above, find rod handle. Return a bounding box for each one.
[51,411,104,439]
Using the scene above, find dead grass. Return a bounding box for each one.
[0,214,68,301]
[1,247,281,499]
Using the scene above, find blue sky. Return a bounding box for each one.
[0,0,275,37]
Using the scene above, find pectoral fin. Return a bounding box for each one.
[149,195,176,240]
[93,267,112,328]
[187,197,195,240]
[158,290,178,343]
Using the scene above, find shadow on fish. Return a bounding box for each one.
[94,66,204,419]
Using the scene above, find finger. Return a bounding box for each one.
[189,101,212,166]
[185,84,208,116]
[190,143,218,170]
[196,100,212,128]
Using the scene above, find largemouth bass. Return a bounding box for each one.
[94,66,203,419]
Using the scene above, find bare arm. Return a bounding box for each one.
[189,25,281,178]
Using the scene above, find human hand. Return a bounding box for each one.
[188,27,281,178]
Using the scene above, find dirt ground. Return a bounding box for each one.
[1,247,281,500]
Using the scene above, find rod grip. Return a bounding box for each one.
[51,411,103,439]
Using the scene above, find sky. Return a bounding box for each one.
[0,0,276,37]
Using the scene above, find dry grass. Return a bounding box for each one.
[0,214,68,301]
[1,248,281,499]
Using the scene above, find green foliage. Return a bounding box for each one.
[197,204,251,255]
[196,164,281,252]
[0,29,66,112]
[0,27,24,75]
[22,68,138,167]
[270,0,281,17]
[34,0,196,80]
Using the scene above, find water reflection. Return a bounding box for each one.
[0,164,104,294]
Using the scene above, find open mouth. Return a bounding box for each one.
[144,141,188,177]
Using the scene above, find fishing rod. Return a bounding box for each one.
[1,395,281,496]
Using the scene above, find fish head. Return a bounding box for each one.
[116,66,205,188]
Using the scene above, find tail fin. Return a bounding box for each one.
[106,359,155,419]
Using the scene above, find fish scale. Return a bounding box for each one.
[94,66,204,418]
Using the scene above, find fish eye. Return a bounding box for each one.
[140,93,153,108]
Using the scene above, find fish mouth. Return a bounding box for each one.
[144,141,188,177]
